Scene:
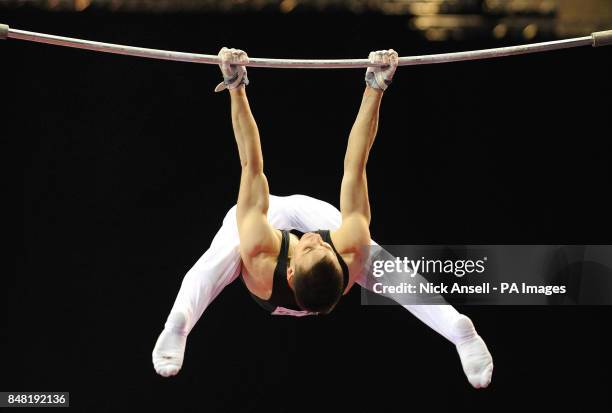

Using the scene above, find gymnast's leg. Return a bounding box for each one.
[152,204,242,377]
[152,196,295,377]
[285,194,493,388]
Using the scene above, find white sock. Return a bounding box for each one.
[453,315,494,388]
[152,312,188,377]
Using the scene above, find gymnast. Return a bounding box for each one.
[152,47,493,388]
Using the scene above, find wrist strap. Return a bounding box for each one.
[214,73,249,93]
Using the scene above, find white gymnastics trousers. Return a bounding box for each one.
[164,194,466,345]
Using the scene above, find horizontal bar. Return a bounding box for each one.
[2,24,610,68]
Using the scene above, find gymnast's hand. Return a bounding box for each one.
[214,47,250,93]
[364,49,399,91]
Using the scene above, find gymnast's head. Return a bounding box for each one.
[287,232,344,314]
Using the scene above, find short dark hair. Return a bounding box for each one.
[293,256,343,314]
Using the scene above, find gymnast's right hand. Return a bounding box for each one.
[364,49,399,91]
[214,47,250,93]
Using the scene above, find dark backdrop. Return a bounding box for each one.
[5,8,612,412]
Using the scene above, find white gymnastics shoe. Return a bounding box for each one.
[454,315,494,388]
[152,312,188,377]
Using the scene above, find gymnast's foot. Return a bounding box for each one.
[152,312,188,377]
[454,315,493,388]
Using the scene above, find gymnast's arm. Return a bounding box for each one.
[332,85,382,249]
[334,49,398,251]
[230,86,277,257]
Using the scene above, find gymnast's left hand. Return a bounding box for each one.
[214,47,250,93]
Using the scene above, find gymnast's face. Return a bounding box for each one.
[291,232,337,271]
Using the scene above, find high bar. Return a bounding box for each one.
[1,24,611,69]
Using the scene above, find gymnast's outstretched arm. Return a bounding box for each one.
[224,50,279,274]
[331,50,399,267]
[329,84,380,256]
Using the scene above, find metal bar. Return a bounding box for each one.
[2,24,610,68]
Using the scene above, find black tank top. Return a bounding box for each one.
[241,229,350,316]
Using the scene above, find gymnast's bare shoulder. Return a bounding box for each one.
[239,228,282,300]
[330,215,371,294]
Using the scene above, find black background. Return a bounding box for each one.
[4,7,612,412]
